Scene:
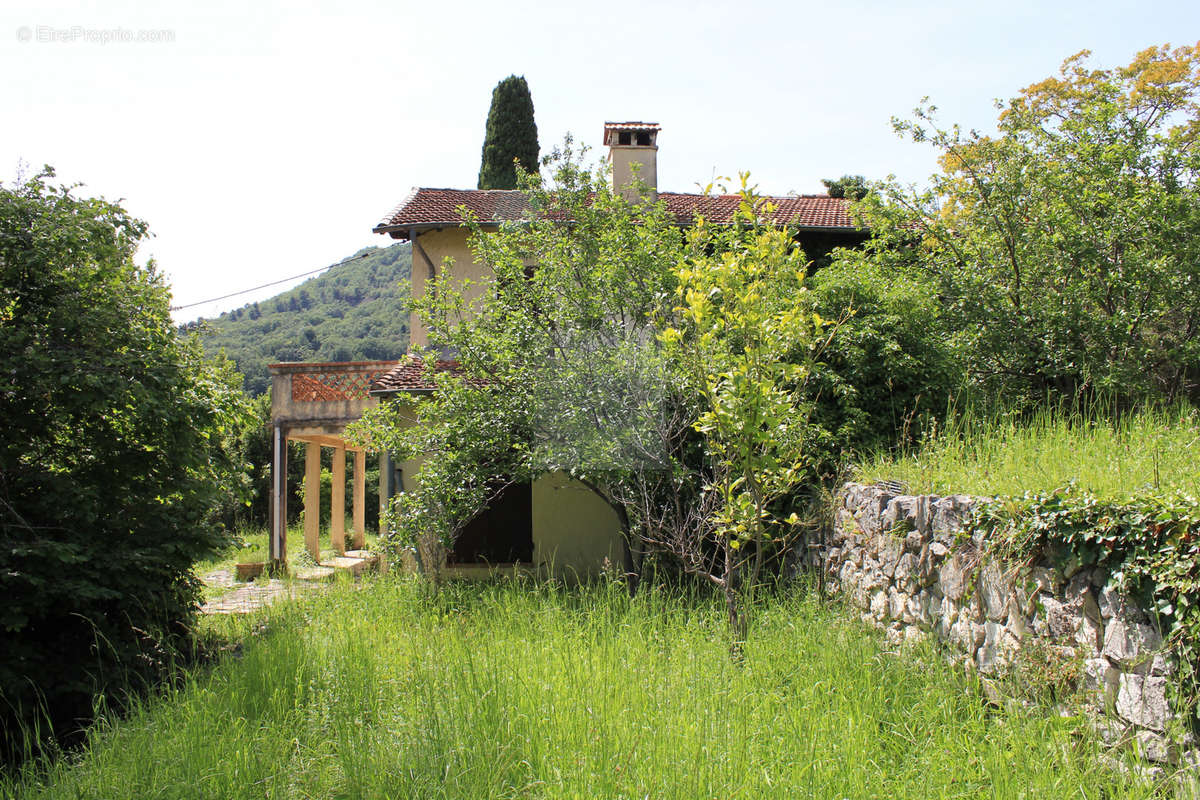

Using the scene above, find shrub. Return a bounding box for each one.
[0,169,252,755]
[806,248,960,479]
[859,45,1200,408]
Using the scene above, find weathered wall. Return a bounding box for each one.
[609,144,658,203]
[410,227,491,350]
[378,398,424,532]
[532,471,625,580]
[823,482,1197,771]
[392,469,624,581]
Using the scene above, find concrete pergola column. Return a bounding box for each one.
[352,449,366,550]
[269,424,288,565]
[332,444,346,556]
[304,441,321,561]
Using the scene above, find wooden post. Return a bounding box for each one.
[352,449,366,550]
[270,424,288,565]
[304,441,321,561]
[332,444,346,555]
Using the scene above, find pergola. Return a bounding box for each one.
[267,360,399,566]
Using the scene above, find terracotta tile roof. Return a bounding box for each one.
[374,188,857,235]
[659,192,853,228]
[370,355,463,394]
[374,188,532,231]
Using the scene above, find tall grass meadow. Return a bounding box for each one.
[2,576,1158,798]
[857,403,1200,501]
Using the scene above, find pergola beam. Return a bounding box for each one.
[288,432,365,450]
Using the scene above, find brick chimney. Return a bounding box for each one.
[604,122,659,203]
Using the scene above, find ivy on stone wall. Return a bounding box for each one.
[977,485,1200,719]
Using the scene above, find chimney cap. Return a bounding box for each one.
[604,122,660,149]
[604,121,661,136]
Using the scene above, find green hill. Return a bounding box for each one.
[186,243,412,395]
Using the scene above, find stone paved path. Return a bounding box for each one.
[200,569,325,615]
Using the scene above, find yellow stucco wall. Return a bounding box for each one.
[410,227,491,350]
[532,471,625,580]
[377,398,426,530]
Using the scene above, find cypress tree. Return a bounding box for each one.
[477,75,539,190]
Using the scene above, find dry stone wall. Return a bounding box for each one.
[823,482,1197,771]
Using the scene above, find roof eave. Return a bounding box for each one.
[788,224,868,234]
[375,220,862,238]
[369,386,437,396]
[374,221,512,239]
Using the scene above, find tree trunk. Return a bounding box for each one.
[724,541,748,661]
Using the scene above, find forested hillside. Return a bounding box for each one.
[187,243,412,395]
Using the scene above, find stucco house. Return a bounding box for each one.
[267,122,864,578]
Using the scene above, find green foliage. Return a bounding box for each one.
[354,156,837,641]
[354,380,533,564]
[977,486,1200,721]
[663,176,828,634]
[821,174,869,200]
[186,244,412,396]
[0,579,1155,798]
[351,141,682,567]
[860,44,1200,408]
[0,168,253,752]
[807,248,961,476]
[218,394,272,530]
[477,75,539,190]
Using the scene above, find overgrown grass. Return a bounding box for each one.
[857,404,1200,501]
[2,578,1157,798]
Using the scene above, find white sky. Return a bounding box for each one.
[2,0,1196,322]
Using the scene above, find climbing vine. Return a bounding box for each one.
[976,484,1200,716]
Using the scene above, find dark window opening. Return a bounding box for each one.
[635,131,652,146]
[449,480,533,564]
[617,131,632,146]
[390,463,404,496]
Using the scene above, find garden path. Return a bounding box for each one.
[200,568,332,614]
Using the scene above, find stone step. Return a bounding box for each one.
[320,550,379,578]
[293,565,337,582]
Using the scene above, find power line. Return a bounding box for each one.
[170,252,373,312]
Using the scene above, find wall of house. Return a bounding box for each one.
[377,398,424,532]
[410,227,491,349]
[532,471,625,580]
[819,482,1197,772]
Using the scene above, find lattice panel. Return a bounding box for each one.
[291,369,388,402]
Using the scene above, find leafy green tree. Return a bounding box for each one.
[662,177,828,644]
[0,168,252,752]
[861,44,1200,408]
[352,143,681,581]
[351,155,827,645]
[821,174,869,200]
[477,75,539,190]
